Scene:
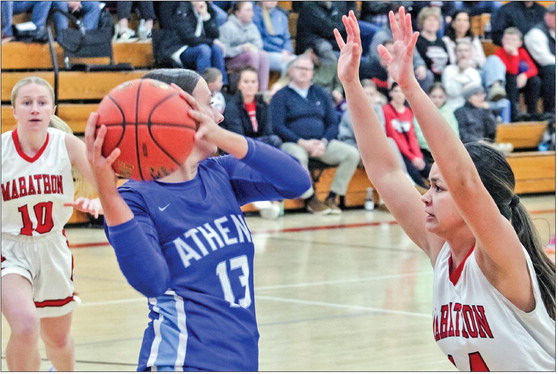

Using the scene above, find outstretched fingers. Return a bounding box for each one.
[333,28,345,50]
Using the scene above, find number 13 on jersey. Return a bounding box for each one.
[216,255,252,308]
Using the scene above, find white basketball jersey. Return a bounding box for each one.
[2,128,74,236]
[432,243,555,371]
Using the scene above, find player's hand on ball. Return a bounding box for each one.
[171,84,220,143]
[64,197,103,218]
[85,112,121,189]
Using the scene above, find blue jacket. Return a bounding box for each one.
[252,4,292,53]
[269,84,339,143]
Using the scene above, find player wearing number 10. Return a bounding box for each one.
[87,69,311,371]
[2,77,101,371]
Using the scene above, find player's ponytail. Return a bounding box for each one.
[465,142,556,320]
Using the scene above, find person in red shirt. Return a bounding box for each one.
[383,82,430,188]
[494,27,542,121]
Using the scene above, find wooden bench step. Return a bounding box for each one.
[2,41,154,70]
[506,151,555,194]
[495,121,548,150]
[2,70,149,102]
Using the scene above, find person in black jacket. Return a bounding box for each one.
[294,1,345,64]
[221,66,281,147]
[490,1,546,47]
[155,1,227,84]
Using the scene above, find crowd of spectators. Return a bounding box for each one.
[2,1,555,216]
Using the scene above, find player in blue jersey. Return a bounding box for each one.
[84,68,311,371]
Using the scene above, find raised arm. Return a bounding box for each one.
[382,8,526,276]
[334,11,444,262]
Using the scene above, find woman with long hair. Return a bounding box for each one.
[334,9,555,370]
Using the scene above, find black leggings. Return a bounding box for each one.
[116,1,155,20]
[403,156,431,189]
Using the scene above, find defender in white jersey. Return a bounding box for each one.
[2,77,101,371]
[335,9,555,371]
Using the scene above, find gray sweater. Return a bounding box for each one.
[218,15,263,58]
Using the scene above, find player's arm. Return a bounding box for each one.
[220,138,311,205]
[104,197,171,298]
[384,9,526,279]
[85,112,171,297]
[335,11,444,263]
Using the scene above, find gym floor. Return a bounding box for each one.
[2,194,555,371]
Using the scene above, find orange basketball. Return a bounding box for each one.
[96,79,197,181]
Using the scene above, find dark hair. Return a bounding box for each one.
[465,142,556,320]
[428,82,447,95]
[230,1,251,15]
[446,10,474,40]
[142,68,201,94]
[236,66,258,87]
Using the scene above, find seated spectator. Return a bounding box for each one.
[114,1,155,42]
[222,66,284,219]
[413,83,459,164]
[441,40,483,112]
[156,1,227,84]
[269,55,360,215]
[294,1,344,64]
[202,67,227,114]
[442,10,485,68]
[222,66,282,148]
[495,27,542,121]
[524,4,555,114]
[415,6,449,82]
[1,1,52,42]
[367,5,434,92]
[253,1,295,76]
[491,1,546,47]
[383,83,431,189]
[338,80,417,186]
[454,83,497,144]
[305,47,346,115]
[219,1,270,91]
[52,1,101,41]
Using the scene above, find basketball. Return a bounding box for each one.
[96,78,197,181]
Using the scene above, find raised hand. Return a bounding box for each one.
[334,11,362,84]
[377,7,419,89]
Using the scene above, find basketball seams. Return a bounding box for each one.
[106,95,127,149]
[147,92,191,169]
[97,79,195,181]
[135,80,144,180]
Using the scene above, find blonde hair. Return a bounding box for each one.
[11,76,93,199]
[417,6,442,30]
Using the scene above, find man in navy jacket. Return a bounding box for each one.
[269,55,360,215]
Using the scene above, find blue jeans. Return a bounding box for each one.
[52,1,101,35]
[1,1,52,36]
[179,43,228,84]
[481,55,506,89]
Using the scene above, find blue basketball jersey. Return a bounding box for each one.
[106,139,311,371]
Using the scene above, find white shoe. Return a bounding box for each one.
[254,201,281,220]
[116,27,138,43]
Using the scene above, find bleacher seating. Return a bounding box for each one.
[2,1,554,223]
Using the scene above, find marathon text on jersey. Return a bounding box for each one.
[173,214,253,268]
[2,174,64,202]
[433,303,494,341]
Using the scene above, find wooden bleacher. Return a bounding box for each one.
[495,121,548,150]
[2,2,555,222]
[495,121,556,194]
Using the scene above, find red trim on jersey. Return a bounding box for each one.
[34,295,75,308]
[12,129,50,163]
[448,244,475,286]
